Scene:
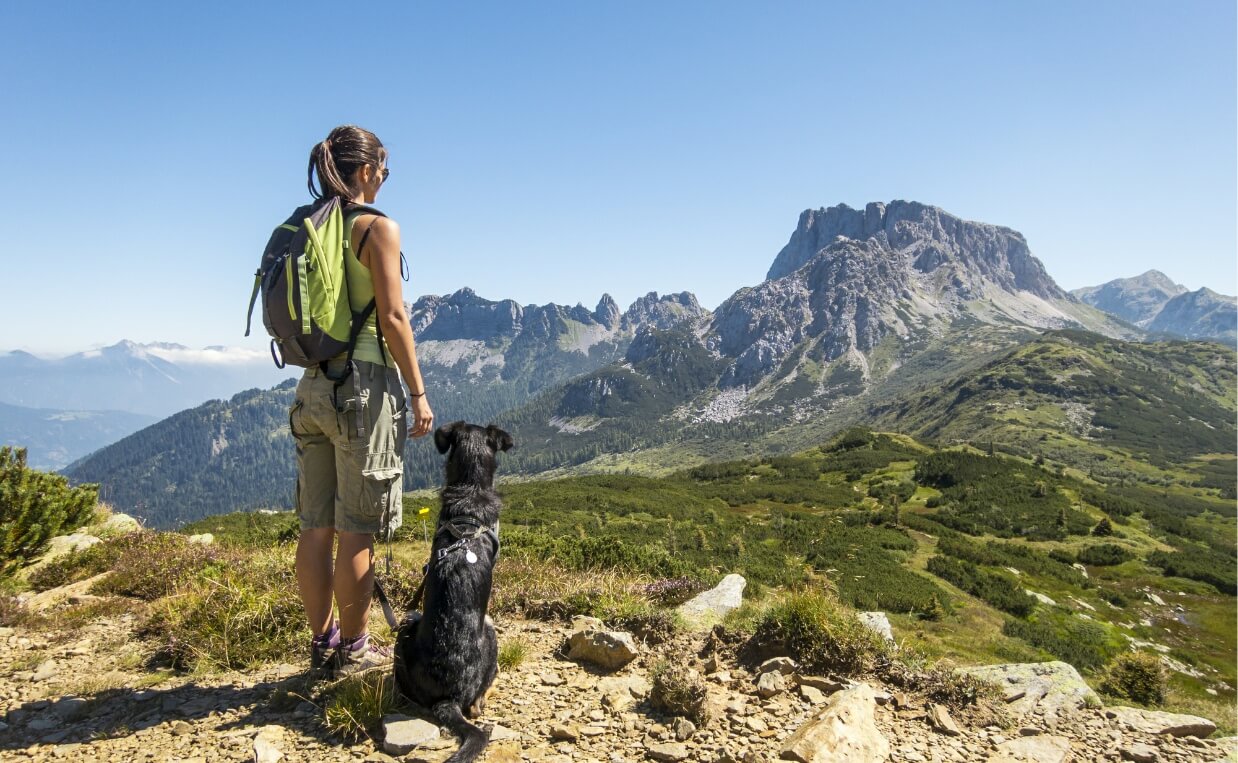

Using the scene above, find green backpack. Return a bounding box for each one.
[245,197,387,378]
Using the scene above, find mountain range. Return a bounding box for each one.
[55,201,1238,527]
[1071,270,1236,344]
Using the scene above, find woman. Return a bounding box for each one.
[290,125,434,675]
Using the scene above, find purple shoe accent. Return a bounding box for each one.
[312,621,340,648]
[310,621,341,674]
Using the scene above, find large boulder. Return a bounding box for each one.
[567,628,639,670]
[1106,706,1217,738]
[857,612,894,644]
[779,683,890,763]
[677,573,746,629]
[957,661,1098,721]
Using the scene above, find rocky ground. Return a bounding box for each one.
[1,603,1234,763]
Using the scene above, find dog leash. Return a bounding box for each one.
[373,522,400,630]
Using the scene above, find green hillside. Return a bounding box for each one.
[187,426,1236,726]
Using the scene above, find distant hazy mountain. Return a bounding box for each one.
[1072,272,1235,345]
[0,402,156,470]
[1148,287,1237,344]
[1070,270,1187,326]
[0,342,294,418]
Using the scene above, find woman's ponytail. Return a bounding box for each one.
[307,126,387,201]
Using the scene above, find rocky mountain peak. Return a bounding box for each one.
[594,293,621,329]
[766,201,1062,301]
[620,291,707,331]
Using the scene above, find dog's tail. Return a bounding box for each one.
[432,700,489,763]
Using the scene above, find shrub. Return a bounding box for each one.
[1147,549,1236,595]
[1092,517,1114,537]
[94,532,235,601]
[749,590,890,676]
[1076,544,1133,567]
[649,658,709,725]
[497,638,530,670]
[1001,612,1121,670]
[613,609,679,645]
[150,548,306,671]
[0,447,98,573]
[642,577,707,606]
[1100,652,1166,705]
[926,556,1035,617]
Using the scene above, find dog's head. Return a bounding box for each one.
[434,421,514,488]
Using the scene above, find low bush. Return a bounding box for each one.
[1099,651,1166,706]
[749,589,890,676]
[149,548,306,671]
[642,577,707,606]
[649,658,709,724]
[1076,544,1134,567]
[1001,611,1121,671]
[1,446,98,573]
[926,556,1034,617]
[94,532,235,601]
[1147,549,1236,595]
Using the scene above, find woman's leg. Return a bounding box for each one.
[336,530,375,639]
[296,527,337,636]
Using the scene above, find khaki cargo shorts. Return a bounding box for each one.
[289,359,407,535]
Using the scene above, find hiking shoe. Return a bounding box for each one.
[334,633,392,676]
[310,622,340,676]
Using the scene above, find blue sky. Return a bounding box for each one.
[2,1,1234,353]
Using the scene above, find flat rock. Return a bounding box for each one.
[252,725,284,763]
[1024,590,1057,607]
[647,742,690,762]
[1106,705,1217,738]
[987,734,1071,763]
[570,615,605,633]
[957,662,1098,721]
[780,683,889,763]
[927,703,961,736]
[41,533,102,561]
[598,675,650,711]
[1120,742,1159,762]
[567,629,640,670]
[758,657,798,675]
[99,513,141,534]
[382,715,440,755]
[24,572,112,613]
[677,574,746,629]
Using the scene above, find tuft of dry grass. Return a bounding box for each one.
[321,670,399,741]
[498,637,530,670]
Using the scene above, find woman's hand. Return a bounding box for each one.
[411,394,434,438]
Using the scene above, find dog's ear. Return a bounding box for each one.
[435,421,466,454]
[485,424,514,452]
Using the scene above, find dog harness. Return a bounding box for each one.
[433,516,500,562]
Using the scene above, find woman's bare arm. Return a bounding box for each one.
[364,216,434,438]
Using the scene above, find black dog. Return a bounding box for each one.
[394,421,513,763]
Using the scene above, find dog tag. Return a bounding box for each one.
[465,550,478,564]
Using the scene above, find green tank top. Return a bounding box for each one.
[341,210,394,367]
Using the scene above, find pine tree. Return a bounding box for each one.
[1092,516,1114,537]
